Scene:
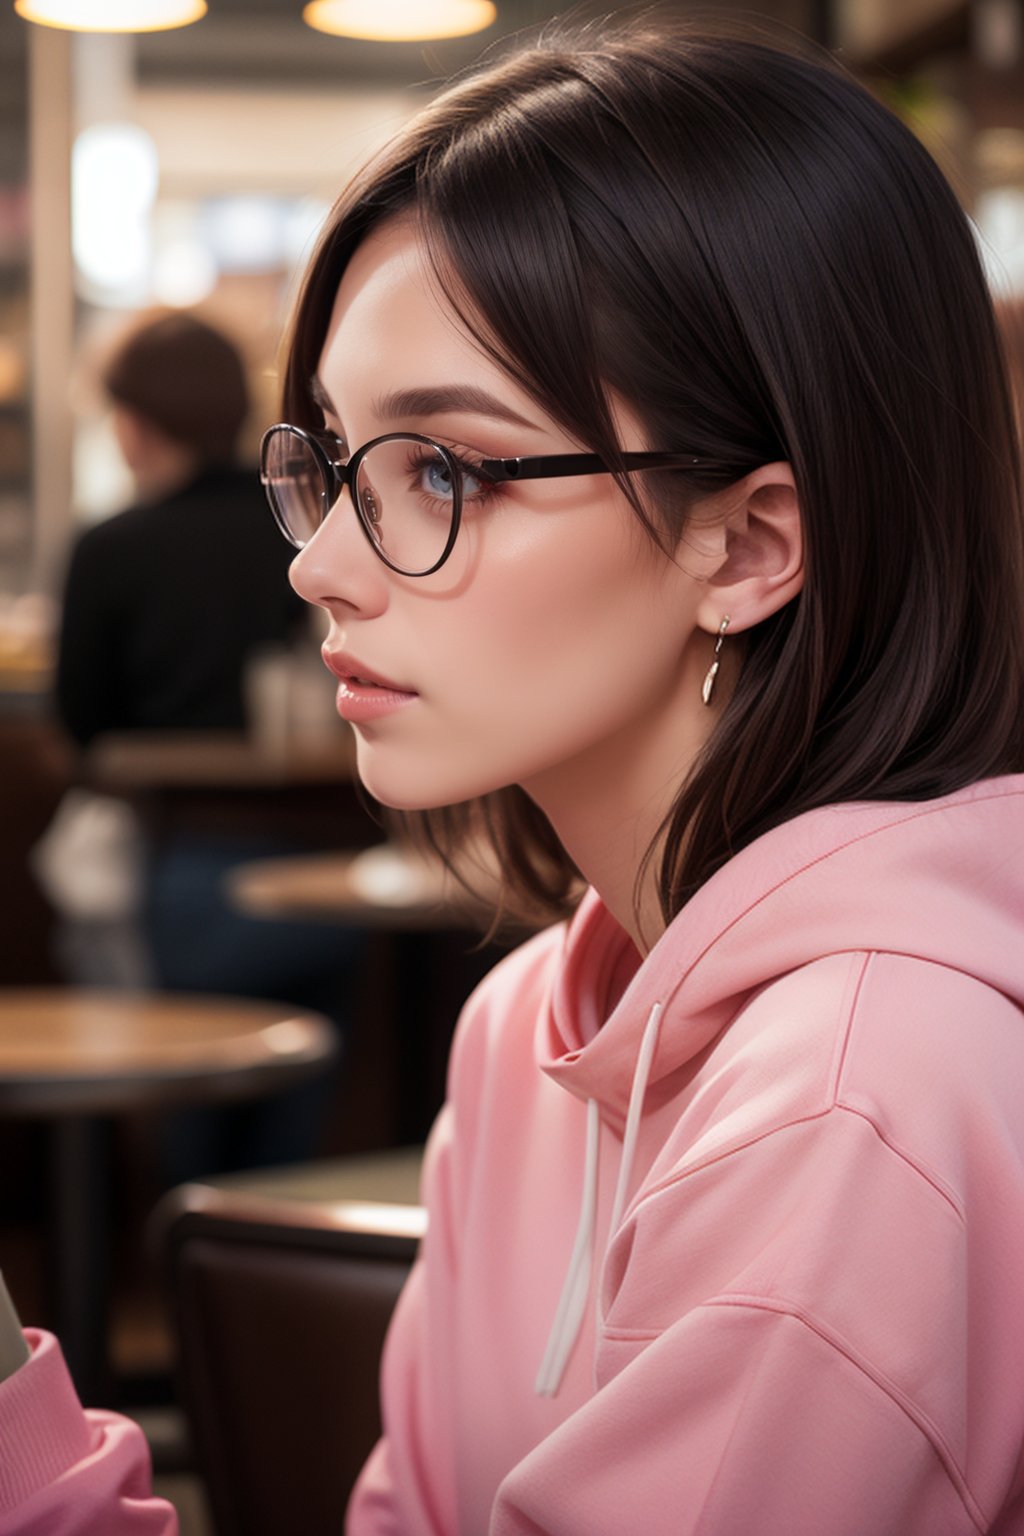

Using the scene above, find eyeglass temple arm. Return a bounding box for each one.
[476,452,704,484]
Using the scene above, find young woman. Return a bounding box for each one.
[3,16,1024,1535]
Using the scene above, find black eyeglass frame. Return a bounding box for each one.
[260,422,705,577]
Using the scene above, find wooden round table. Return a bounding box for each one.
[226,844,541,1147]
[0,988,337,1402]
[85,729,357,792]
[225,843,495,930]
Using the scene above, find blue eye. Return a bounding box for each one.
[419,459,485,501]
[422,461,455,500]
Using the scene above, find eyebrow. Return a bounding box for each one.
[309,374,541,433]
[373,385,541,432]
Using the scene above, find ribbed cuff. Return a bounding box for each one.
[0,1330,95,1514]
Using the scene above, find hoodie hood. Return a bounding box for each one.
[541,777,1024,1132]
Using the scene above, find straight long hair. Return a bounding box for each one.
[283,16,1024,927]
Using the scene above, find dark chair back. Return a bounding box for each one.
[160,1176,424,1536]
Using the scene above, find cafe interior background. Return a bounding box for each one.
[0,0,1023,1530]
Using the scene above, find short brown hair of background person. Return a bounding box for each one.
[102,308,250,463]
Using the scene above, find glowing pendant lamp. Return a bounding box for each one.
[303,0,496,42]
[14,0,205,31]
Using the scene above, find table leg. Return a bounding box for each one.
[393,932,502,1144]
[393,932,432,1144]
[49,1116,112,1405]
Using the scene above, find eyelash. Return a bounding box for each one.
[316,420,506,504]
[446,441,498,479]
[315,421,346,456]
[406,445,502,512]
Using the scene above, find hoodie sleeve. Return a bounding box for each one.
[345,1110,460,1536]
[346,929,565,1536]
[491,1300,982,1535]
[0,1331,178,1535]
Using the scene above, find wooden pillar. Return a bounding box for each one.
[27,21,74,595]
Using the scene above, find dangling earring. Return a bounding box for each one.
[701,616,730,706]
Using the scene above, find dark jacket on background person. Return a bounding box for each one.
[55,463,304,748]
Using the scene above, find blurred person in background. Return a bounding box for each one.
[48,309,356,1175]
[56,308,303,743]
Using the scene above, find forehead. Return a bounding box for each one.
[318,217,509,402]
[327,216,433,336]
[314,213,649,468]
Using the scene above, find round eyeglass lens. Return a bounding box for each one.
[355,437,459,575]
[263,428,325,549]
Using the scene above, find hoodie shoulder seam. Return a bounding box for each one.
[702,1295,988,1532]
[831,1101,965,1222]
[631,1099,964,1226]
[599,1298,987,1530]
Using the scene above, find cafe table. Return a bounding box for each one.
[225,842,498,930]
[226,843,535,1145]
[83,728,372,869]
[0,988,337,1403]
[86,728,357,793]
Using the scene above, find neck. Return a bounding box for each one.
[566,798,669,955]
[533,773,675,954]
[133,448,203,502]
[523,650,722,955]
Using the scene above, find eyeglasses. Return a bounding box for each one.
[260,422,705,578]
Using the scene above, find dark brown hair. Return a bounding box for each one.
[104,309,250,462]
[998,295,1024,446]
[283,16,1024,927]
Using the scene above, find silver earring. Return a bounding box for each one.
[701,616,730,706]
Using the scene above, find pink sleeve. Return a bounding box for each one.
[346,932,566,1536]
[346,1111,460,1536]
[491,1303,982,1535]
[0,1331,178,1536]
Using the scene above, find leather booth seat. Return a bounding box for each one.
[155,1147,424,1536]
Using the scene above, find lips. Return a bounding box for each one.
[322,649,417,695]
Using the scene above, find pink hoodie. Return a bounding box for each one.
[350,777,1024,1534]
[0,1331,176,1533]
[4,780,1024,1533]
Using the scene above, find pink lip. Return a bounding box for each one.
[322,649,419,725]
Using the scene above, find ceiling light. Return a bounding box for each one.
[14,0,205,32]
[303,0,495,43]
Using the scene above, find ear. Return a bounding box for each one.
[695,461,804,636]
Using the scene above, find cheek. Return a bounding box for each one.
[452,537,677,743]
[446,517,626,686]
[354,510,691,809]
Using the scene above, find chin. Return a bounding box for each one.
[354,745,509,814]
[362,782,449,814]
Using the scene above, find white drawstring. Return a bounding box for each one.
[609,1002,663,1237]
[535,1097,601,1397]
[534,1001,664,1398]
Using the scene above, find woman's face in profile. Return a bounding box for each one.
[289,216,718,822]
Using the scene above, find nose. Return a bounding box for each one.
[288,489,389,618]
